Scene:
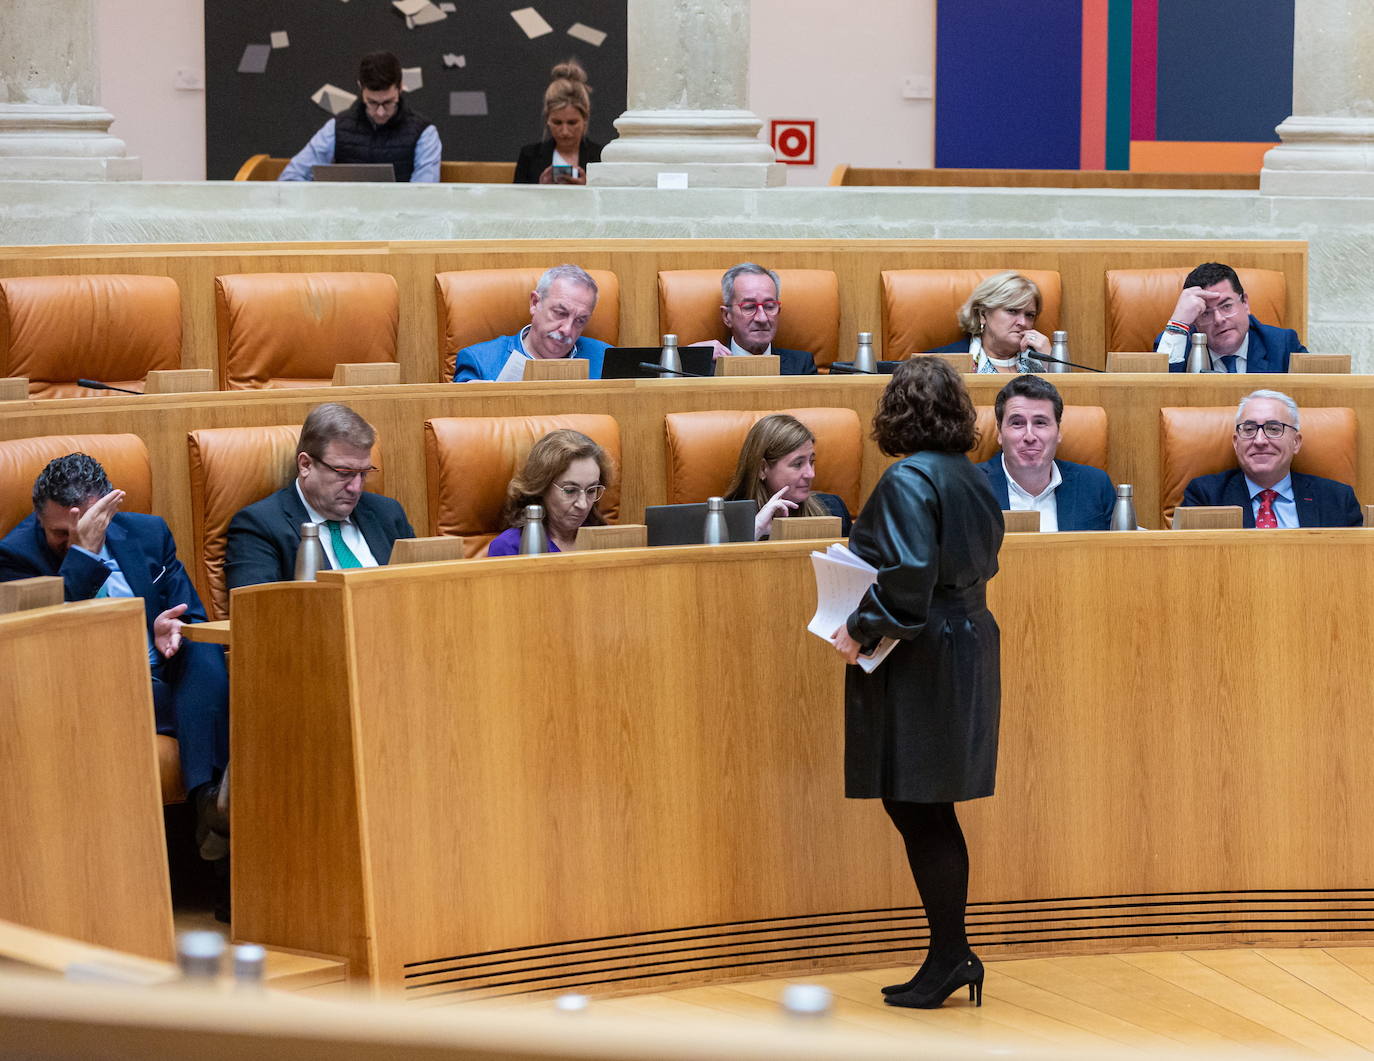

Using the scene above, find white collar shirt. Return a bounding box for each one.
[295,480,379,568]
[1002,454,1063,532]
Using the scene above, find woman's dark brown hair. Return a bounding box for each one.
[871,357,979,457]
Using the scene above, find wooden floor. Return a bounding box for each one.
[509,949,1374,1057]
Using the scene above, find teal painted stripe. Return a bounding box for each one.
[1105,0,1133,170]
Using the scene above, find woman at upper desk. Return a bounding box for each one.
[512,59,603,186]
[930,271,1048,373]
[723,414,852,540]
[830,358,1005,1010]
[487,429,613,556]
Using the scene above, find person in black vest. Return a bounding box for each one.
[280,52,441,182]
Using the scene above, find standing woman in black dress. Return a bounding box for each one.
[831,357,1004,1009]
[512,60,603,185]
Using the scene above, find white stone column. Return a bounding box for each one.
[0,0,140,180]
[1260,0,1374,196]
[588,0,784,188]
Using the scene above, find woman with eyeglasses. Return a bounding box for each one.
[487,430,613,556]
[723,414,851,540]
[831,357,1004,1010]
[930,271,1047,374]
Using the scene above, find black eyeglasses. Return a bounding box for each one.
[1235,420,1297,440]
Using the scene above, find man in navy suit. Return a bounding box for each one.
[1159,262,1305,373]
[452,264,609,381]
[690,262,817,374]
[1181,389,1361,527]
[226,403,415,591]
[976,375,1115,531]
[0,453,229,854]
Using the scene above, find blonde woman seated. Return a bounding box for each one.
[724,414,852,540]
[929,271,1048,374]
[487,429,614,556]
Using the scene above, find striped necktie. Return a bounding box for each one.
[326,521,362,569]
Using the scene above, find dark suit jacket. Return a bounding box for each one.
[0,510,227,790]
[976,457,1115,531]
[1180,469,1361,527]
[1165,316,1306,373]
[225,485,415,591]
[512,138,603,184]
[719,346,817,374]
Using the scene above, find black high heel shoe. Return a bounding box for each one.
[881,972,921,996]
[883,954,984,1009]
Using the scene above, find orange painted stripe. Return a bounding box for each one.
[1129,140,1278,174]
[1079,0,1109,170]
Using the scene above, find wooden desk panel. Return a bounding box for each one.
[0,599,174,961]
[1,375,1370,609]
[229,532,1374,996]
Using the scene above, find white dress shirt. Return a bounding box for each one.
[729,337,773,357]
[1002,454,1062,532]
[295,481,379,568]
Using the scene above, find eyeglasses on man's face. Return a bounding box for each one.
[554,483,605,503]
[1197,297,1244,325]
[315,458,379,482]
[1235,420,1297,440]
[732,299,781,316]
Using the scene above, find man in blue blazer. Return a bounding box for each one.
[977,375,1115,531]
[227,403,415,590]
[689,262,818,374]
[1158,262,1305,373]
[0,453,229,846]
[452,264,609,381]
[1181,389,1361,527]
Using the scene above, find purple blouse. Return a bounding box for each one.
[486,526,563,557]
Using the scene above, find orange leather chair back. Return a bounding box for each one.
[970,406,1110,470]
[664,408,863,514]
[1159,405,1355,527]
[1105,268,1288,354]
[0,275,181,399]
[657,270,842,368]
[0,434,152,537]
[435,269,620,381]
[215,272,399,390]
[187,425,388,619]
[882,270,1063,358]
[424,414,622,555]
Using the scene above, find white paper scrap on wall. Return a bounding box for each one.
[510,7,553,38]
[411,4,447,25]
[566,23,606,47]
[439,2,457,9]
[402,66,424,91]
[393,0,429,14]
[442,53,467,68]
[270,31,290,49]
[449,91,489,116]
[311,83,358,116]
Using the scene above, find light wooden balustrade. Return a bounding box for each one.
[228,532,1374,995]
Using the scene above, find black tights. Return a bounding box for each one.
[882,799,970,973]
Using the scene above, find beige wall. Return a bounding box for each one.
[96,0,206,180]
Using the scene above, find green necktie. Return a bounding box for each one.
[326,520,362,569]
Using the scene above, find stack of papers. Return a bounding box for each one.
[807,544,898,674]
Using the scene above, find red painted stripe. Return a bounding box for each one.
[1080,0,1108,169]
[1131,0,1158,141]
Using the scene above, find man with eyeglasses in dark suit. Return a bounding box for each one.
[1158,262,1305,373]
[225,403,415,591]
[1179,389,1361,527]
[689,262,818,375]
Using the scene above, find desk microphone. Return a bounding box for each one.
[827,362,878,375]
[637,363,708,378]
[1031,352,1105,374]
[78,378,145,394]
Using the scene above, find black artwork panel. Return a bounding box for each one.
[204,0,627,179]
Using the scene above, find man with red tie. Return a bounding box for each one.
[1180,389,1362,527]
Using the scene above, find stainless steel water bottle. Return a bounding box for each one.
[853,331,877,374]
[294,522,325,580]
[1047,330,1071,373]
[703,496,728,544]
[659,333,681,374]
[519,505,548,555]
[1109,484,1138,531]
[1186,332,1211,373]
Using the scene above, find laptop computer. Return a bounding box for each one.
[644,500,758,546]
[312,163,397,182]
[601,346,716,380]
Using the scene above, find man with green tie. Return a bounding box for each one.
[225,403,415,594]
